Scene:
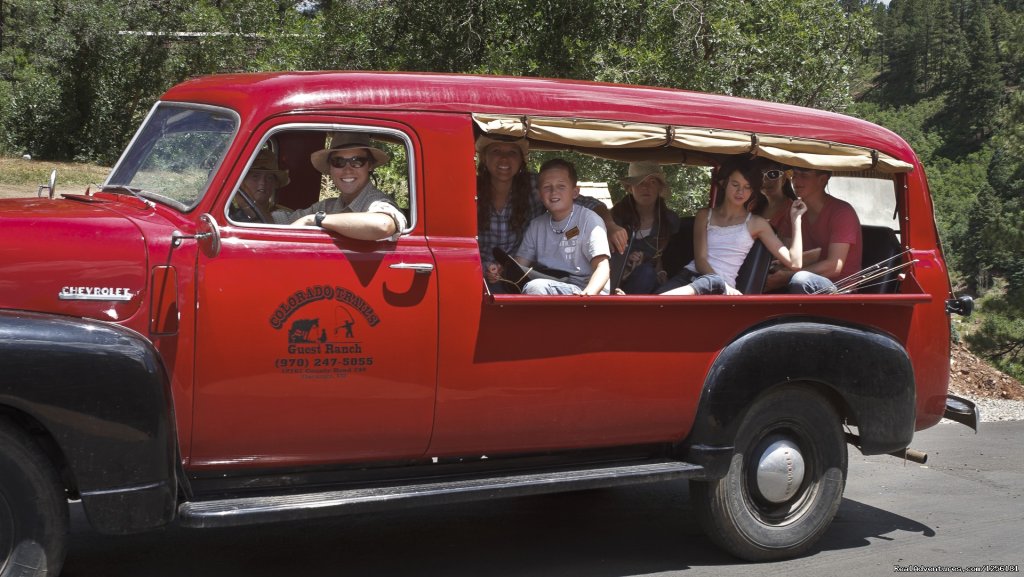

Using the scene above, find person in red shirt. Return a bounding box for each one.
[767,167,862,294]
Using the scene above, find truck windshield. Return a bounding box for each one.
[106,103,239,211]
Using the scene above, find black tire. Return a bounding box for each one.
[0,419,69,577]
[690,385,847,561]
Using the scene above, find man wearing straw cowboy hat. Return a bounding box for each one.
[278,132,407,241]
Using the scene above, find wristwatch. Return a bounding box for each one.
[314,211,327,227]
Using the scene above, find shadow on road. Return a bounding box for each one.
[814,498,935,554]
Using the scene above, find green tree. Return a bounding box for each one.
[987,84,1024,200]
[0,0,313,162]
[990,2,1024,85]
[967,273,1024,381]
[876,0,964,105]
[0,0,185,162]
[288,0,381,71]
[2,0,882,161]
[965,86,1024,381]
[931,0,1004,154]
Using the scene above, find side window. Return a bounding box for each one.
[827,173,899,233]
[827,173,905,293]
[226,126,414,234]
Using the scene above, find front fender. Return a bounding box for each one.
[685,318,915,477]
[0,310,176,533]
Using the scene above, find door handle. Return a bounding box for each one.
[389,262,434,274]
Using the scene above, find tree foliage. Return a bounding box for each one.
[1,0,874,163]
[852,0,1024,380]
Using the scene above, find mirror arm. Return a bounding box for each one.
[171,231,214,248]
[170,213,222,257]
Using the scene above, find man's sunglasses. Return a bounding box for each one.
[329,155,370,169]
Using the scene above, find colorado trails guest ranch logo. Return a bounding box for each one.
[269,285,379,379]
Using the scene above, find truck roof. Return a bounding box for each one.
[161,71,916,164]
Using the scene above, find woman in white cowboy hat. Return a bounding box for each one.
[475,135,535,293]
[281,132,407,242]
[611,161,681,293]
[230,147,292,223]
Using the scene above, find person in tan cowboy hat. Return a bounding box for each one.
[281,132,407,241]
[230,147,292,223]
[610,161,680,293]
[619,161,669,194]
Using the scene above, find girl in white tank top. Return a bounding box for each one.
[684,211,754,288]
[659,159,807,295]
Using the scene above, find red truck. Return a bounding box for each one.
[0,72,977,576]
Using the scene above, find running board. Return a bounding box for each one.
[178,459,703,529]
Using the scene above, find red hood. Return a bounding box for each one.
[0,197,149,324]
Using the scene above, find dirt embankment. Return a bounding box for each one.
[949,343,1024,400]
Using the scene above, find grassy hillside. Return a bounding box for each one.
[0,156,110,197]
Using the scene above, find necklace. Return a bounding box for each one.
[549,207,575,235]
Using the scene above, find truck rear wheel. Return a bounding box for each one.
[0,419,68,577]
[690,385,847,561]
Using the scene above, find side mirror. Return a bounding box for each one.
[945,295,974,317]
[37,169,57,199]
[171,213,222,258]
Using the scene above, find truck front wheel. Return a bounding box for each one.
[0,419,68,577]
[690,385,847,561]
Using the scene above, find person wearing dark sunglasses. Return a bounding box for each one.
[281,132,407,241]
[752,157,797,233]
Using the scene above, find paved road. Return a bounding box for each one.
[62,421,1022,577]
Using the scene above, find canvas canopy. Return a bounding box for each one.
[473,114,914,174]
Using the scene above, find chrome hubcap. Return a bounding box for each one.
[755,438,806,503]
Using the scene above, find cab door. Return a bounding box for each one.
[189,120,437,470]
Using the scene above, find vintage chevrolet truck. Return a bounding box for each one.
[0,72,978,575]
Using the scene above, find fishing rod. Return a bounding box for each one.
[812,249,915,295]
[832,259,918,294]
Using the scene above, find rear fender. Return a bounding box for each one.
[684,318,915,477]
